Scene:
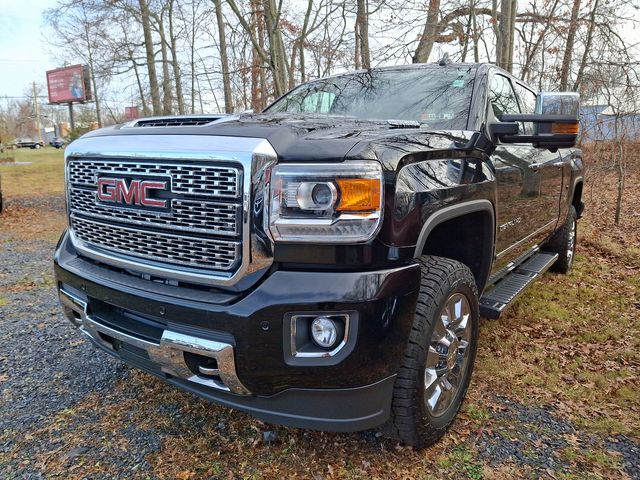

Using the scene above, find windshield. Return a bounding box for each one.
[266,67,475,130]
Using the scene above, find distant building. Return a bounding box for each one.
[580,105,640,142]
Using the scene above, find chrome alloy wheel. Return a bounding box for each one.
[424,292,473,417]
[567,217,576,266]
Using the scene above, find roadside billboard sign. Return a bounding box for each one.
[46,65,92,104]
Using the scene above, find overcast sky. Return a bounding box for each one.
[0,0,56,99]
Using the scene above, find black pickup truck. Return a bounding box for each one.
[54,62,584,447]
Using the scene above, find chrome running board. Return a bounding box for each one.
[480,252,559,319]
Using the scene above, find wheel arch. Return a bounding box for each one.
[571,176,584,218]
[414,200,495,293]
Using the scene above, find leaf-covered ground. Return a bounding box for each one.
[0,147,638,479]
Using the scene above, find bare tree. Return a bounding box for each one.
[413,0,441,63]
[559,0,581,89]
[167,0,186,114]
[213,0,233,112]
[355,0,371,68]
[43,1,108,126]
[139,0,162,115]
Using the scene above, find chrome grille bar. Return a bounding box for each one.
[68,159,241,199]
[69,187,240,236]
[71,216,241,271]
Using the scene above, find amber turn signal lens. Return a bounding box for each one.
[336,178,381,211]
[552,122,579,134]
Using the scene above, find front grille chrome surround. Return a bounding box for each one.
[64,134,277,287]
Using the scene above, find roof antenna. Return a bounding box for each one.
[438,53,451,66]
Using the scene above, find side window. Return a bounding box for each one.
[489,74,520,118]
[513,83,537,134]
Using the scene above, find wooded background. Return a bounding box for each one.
[0,0,639,130]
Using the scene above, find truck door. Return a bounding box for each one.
[512,81,565,233]
[489,74,563,272]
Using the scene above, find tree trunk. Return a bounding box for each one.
[168,0,185,114]
[559,0,581,89]
[497,0,515,71]
[614,117,624,225]
[250,0,265,111]
[226,0,280,104]
[139,0,161,115]
[122,22,149,115]
[132,60,149,116]
[471,0,479,62]
[460,8,473,62]
[190,1,196,113]
[492,0,501,65]
[507,0,516,72]
[262,0,288,96]
[213,0,233,113]
[413,0,441,63]
[354,19,361,69]
[288,0,313,88]
[157,15,173,115]
[572,0,598,91]
[356,0,371,68]
[81,15,102,127]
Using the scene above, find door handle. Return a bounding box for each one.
[552,161,565,168]
[528,163,541,172]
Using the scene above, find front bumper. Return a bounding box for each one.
[54,231,420,431]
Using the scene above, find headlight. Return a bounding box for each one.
[268,161,383,243]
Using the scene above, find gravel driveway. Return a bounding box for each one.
[1,195,638,479]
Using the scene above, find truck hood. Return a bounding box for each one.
[79,113,476,170]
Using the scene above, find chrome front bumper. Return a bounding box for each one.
[58,288,250,395]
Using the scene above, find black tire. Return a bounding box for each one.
[546,206,577,274]
[383,256,479,447]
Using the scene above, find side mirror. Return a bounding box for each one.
[490,92,580,150]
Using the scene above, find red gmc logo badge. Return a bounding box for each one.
[97,177,168,208]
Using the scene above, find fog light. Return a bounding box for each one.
[310,317,338,349]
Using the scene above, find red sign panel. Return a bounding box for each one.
[46,65,89,104]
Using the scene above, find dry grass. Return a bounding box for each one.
[0,149,67,243]
[1,144,638,479]
[0,148,65,198]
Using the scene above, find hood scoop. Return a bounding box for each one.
[128,115,227,128]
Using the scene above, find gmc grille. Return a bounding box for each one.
[67,158,244,275]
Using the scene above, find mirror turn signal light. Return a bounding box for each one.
[551,121,579,134]
[336,178,381,211]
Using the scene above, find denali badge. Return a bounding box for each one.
[97,177,168,208]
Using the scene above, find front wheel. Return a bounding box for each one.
[383,256,479,448]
